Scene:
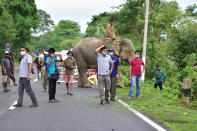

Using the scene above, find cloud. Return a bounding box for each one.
[35,0,197,33]
[35,0,124,33]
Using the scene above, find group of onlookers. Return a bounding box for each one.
[12,47,76,107]
[95,45,166,104]
[1,45,166,107]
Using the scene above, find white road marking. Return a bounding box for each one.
[118,99,167,131]
[34,79,38,82]
[57,80,65,83]
[8,101,17,110]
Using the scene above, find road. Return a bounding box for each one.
[0,72,168,131]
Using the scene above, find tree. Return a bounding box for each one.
[0,0,16,57]
[54,20,81,39]
[34,9,55,34]
[32,20,82,52]
[185,4,197,17]
[8,0,40,49]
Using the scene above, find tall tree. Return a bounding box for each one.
[8,0,40,49]
[34,9,55,34]
[0,0,16,51]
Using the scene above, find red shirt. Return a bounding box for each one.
[129,58,144,76]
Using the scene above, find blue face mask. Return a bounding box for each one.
[68,55,72,58]
[51,54,54,57]
[102,52,107,56]
[135,55,140,59]
[109,52,114,56]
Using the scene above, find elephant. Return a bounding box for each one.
[73,36,135,88]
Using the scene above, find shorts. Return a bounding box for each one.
[64,75,74,84]
[3,75,8,83]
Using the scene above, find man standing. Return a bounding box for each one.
[1,51,11,92]
[108,48,120,101]
[106,19,120,56]
[106,19,116,40]
[14,47,38,107]
[95,45,114,105]
[39,50,48,91]
[128,50,146,99]
[154,66,166,90]
[63,51,76,95]
[46,48,62,103]
[8,51,17,86]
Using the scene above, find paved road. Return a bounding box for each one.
[0,72,167,131]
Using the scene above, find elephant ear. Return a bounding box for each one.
[112,39,121,56]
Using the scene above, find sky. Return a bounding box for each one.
[35,0,197,33]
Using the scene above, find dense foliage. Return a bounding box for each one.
[85,0,197,101]
[0,0,196,101]
[32,20,82,52]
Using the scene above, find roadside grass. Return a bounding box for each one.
[117,82,197,131]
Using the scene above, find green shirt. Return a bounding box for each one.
[63,58,76,75]
[154,70,166,83]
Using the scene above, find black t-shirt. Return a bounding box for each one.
[34,57,41,69]
[1,58,11,75]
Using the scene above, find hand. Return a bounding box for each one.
[53,54,56,58]
[129,76,132,80]
[109,70,112,75]
[27,75,31,81]
[100,45,105,48]
[116,74,120,79]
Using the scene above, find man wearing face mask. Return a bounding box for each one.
[108,48,120,101]
[128,50,146,99]
[63,51,76,95]
[46,48,62,103]
[95,45,114,105]
[14,47,38,107]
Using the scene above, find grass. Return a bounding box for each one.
[117,82,197,131]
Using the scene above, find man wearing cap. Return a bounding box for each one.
[95,45,114,105]
[108,48,120,101]
[1,51,11,92]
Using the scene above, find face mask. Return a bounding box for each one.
[68,55,72,58]
[109,52,114,56]
[51,54,54,57]
[102,52,107,56]
[20,51,26,56]
[135,55,140,59]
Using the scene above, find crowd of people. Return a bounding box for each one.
[1,19,166,107]
[1,45,167,107]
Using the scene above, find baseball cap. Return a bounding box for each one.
[108,48,114,52]
[5,51,9,54]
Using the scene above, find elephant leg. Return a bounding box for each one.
[78,67,90,88]
[77,68,83,87]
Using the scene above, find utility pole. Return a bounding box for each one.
[141,0,150,82]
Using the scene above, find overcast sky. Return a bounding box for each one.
[35,0,197,33]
